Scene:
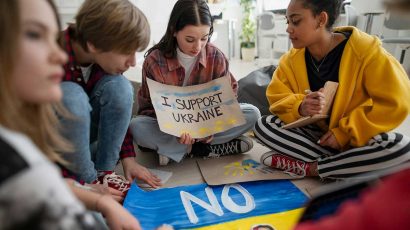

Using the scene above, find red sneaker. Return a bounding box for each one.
[93,171,131,195]
[260,151,310,177]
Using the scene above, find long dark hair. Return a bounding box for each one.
[145,0,213,58]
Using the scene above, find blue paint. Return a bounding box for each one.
[173,85,221,97]
[153,101,167,111]
[156,89,174,96]
[241,159,260,168]
[157,85,221,97]
[155,99,236,112]
[221,99,235,106]
[124,180,307,229]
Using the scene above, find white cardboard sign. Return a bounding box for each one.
[147,77,245,138]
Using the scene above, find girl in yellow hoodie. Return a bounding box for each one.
[254,0,410,179]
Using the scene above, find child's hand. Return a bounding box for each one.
[68,179,124,203]
[122,157,162,188]
[299,89,325,116]
[178,133,195,145]
[97,195,142,230]
[318,131,341,150]
[196,135,214,143]
[156,224,174,230]
[85,183,124,203]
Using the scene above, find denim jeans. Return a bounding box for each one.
[60,75,133,183]
[130,103,261,162]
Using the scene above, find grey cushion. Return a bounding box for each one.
[238,65,276,115]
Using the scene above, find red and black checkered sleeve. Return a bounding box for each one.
[57,163,85,185]
[119,127,136,159]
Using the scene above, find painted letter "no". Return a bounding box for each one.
[221,184,255,213]
[180,184,255,224]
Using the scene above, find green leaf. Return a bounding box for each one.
[239,0,256,44]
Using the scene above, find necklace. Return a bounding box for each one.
[309,33,334,73]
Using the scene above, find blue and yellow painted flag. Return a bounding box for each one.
[124,180,307,230]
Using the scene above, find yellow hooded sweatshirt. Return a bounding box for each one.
[267,26,410,148]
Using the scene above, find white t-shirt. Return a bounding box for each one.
[0,126,101,230]
[177,47,198,86]
[80,64,93,83]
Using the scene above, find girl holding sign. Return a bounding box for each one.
[254,0,410,179]
[130,0,261,165]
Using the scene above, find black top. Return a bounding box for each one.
[305,31,351,91]
[0,138,28,186]
[0,130,102,230]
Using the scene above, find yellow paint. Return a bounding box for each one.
[198,128,210,136]
[224,161,256,176]
[193,208,304,230]
[228,117,238,125]
[214,125,225,132]
[215,120,224,126]
[164,123,174,129]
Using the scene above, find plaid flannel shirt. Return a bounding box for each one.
[138,43,238,117]
[61,27,136,160]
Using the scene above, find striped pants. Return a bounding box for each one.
[253,115,410,179]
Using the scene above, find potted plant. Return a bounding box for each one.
[239,0,256,61]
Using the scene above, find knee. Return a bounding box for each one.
[61,82,90,117]
[242,104,261,126]
[129,117,141,135]
[101,76,133,108]
[130,116,157,139]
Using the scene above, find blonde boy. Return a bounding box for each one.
[59,0,161,194]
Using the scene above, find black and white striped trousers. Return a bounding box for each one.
[253,115,410,179]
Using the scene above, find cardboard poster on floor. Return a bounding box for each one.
[197,154,295,185]
[147,77,245,138]
[124,180,307,230]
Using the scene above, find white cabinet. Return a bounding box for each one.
[272,14,290,58]
[212,20,235,59]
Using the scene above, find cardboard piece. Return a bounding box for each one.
[147,77,246,138]
[197,154,296,185]
[282,81,339,129]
